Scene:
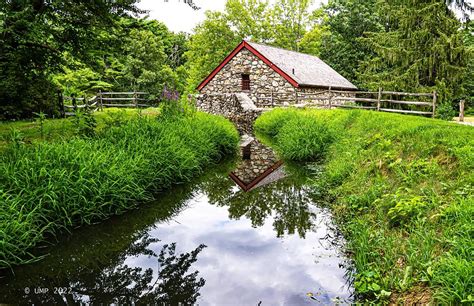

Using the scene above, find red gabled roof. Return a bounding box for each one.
[196,41,299,91]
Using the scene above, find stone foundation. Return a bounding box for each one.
[195,93,263,135]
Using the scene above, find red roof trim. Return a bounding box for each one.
[229,160,284,192]
[197,41,299,91]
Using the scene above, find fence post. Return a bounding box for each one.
[72,94,77,112]
[134,91,138,108]
[328,86,332,109]
[58,91,65,118]
[83,95,88,112]
[271,89,274,107]
[459,99,465,122]
[377,87,382,111]
[294,89,298,105]
[432,91,437,118]
[99,90,103,111]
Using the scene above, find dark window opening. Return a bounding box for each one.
[241,74,250,90]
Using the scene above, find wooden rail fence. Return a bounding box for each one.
[61,95,99,117]
[60,91,151,117]
[256,87,437,118]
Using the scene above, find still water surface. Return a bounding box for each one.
[0,145,352,305]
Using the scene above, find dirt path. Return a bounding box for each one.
[453,116,474,126]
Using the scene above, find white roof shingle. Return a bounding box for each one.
[247,41,357,90]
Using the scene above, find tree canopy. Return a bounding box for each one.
[358,0,469,106]
[1,0,472,119]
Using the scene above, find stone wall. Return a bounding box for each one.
[195,93,262,135]
[200,48,310,106]
[199,48,338,107]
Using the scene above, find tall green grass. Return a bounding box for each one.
[0,112,239,268]
[255,109,474,304]
[255,108,355,160]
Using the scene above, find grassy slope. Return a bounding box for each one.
[255,109,473,304]
[0,112,239,269]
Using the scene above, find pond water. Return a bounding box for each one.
[0,141,353,305]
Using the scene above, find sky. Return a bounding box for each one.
[137,0,326,33]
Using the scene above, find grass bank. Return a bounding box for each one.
[0,112,239,268]
[0,108,161,149]
[255,109,473,304]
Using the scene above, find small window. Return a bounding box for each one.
[241,74,250,91]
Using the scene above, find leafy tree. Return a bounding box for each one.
[359,0,469,109]
[0,0,141,119]
[165,0,201,11]
[298,8,331,56]
[318,0,382,87]
[225,0,274,43]
[185,11,239,92]
[52,18,188,100]
[122,28,167,95]
[272,0,313,51]
[51,54,113,97]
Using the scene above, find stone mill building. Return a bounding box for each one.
[196,40,357,134]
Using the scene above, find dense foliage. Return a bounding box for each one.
[464,22,474,110]
[0,1,188,119]
[0,111,238,268]
[0,0,138,119]
[256,108,474,303]
[318,0,381,88]
[1,0,472,119]
[359,0,468,108]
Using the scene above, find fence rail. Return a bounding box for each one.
[256,87,437,118]
[59,91,152,117]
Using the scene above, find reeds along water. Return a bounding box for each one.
[0,112,239,268]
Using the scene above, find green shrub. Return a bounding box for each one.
[386,194,429,226]
[71,108,97,137]
[0,112,238,268]
[435,102,456,120]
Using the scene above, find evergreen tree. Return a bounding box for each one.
[359,0,468,108]
[463,22,474,110]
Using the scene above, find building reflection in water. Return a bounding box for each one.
[229,136,285,192]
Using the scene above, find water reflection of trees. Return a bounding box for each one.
[201,170,318,238]
[5,235,206,305]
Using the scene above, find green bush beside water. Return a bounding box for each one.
[0,112,239,268]
[255,109,474,304]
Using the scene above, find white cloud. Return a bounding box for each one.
[137,0,326,33]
